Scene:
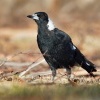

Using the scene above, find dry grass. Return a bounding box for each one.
[0,81,100,100]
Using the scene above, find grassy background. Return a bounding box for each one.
[0,82,100,100]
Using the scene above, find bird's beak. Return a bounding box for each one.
[27,14,39,20]
[27,15,33,18]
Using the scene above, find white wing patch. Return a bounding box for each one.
[72,45,76,50]
[86,62,90,66]
[47,18,55,31]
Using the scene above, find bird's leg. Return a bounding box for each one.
[66,67,78,86]
[51,67,56,82]
[66,67,74,80]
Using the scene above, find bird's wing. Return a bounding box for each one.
[54,28,77,55]
[54,28,71,43]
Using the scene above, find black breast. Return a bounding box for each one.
[37,28,75,67]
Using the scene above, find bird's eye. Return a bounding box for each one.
[37,14,41,18]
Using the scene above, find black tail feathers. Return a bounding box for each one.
[75,48,97,77]
[81,59,97,77]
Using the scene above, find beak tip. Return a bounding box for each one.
[27,15,32,18]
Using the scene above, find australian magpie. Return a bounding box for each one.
[27,12,97,81]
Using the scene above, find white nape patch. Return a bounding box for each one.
[72,45,76,50]
[47,18,55,31]
[86,62,90,66]
[32,14,39,20]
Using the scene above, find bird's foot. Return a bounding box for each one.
[51,69,56,83]
[51,76,55,83]
[67,74,78,86]
[67,74,75,80]
[49,73,55,83]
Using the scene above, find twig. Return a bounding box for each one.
[0,50,41,67]
[0,71,19,79]
[19,50,48,78]
[22,70,52,79]
[19,59,45,78]
[0,58,7,67]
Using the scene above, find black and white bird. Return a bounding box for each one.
[27,12,97,81]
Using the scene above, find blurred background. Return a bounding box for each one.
[0,1,100,99]
[0,0,100,67]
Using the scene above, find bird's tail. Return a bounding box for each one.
[75,48,97,77]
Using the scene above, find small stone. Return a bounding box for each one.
[7,77,12,81]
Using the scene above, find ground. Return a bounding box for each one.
[0,27,100,99]
[0,81,100,100]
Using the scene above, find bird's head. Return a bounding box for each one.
[27,12,55,31]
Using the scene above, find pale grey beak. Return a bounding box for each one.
[27,14,39,20]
